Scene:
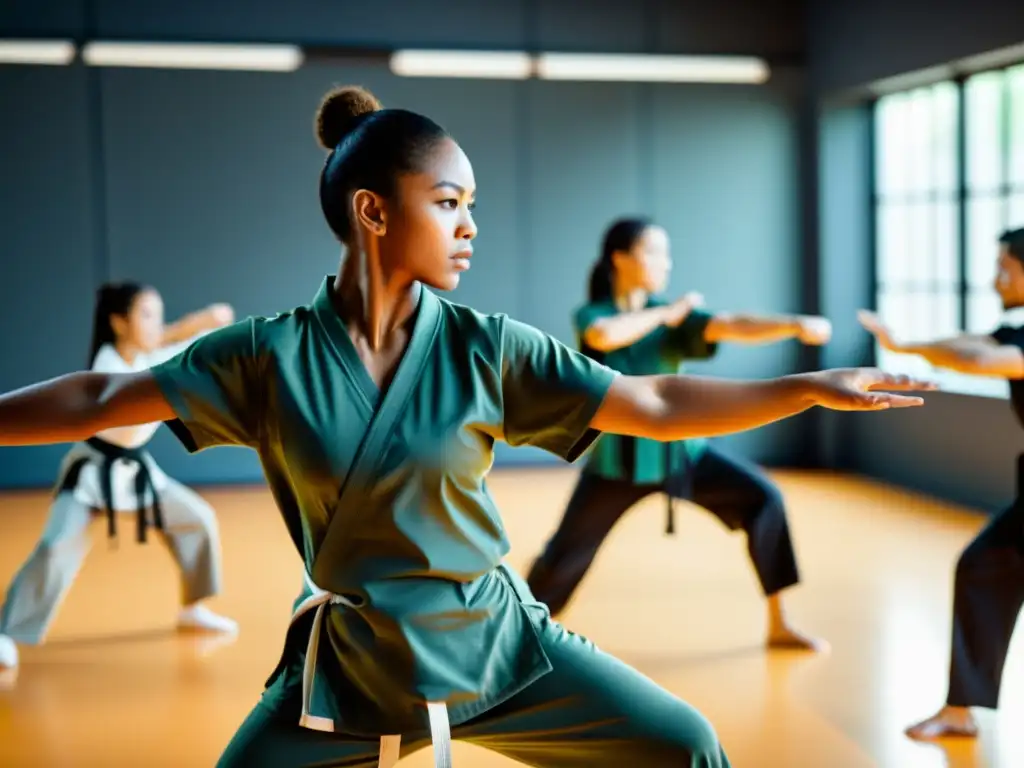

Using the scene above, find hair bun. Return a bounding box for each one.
[315,85,383,150]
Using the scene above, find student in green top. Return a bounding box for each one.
[0,86,933,768]
[527,217,834,652]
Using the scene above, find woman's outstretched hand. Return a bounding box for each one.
[802,368,937,411]
[857,310,900,351]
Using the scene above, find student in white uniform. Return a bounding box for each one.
[0,282,238,671]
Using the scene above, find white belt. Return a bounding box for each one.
[294,571,453,768]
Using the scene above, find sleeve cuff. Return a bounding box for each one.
[697,340,720,360]
[560,369,619,463]
[163,419,201,453]
[151,365,210,454]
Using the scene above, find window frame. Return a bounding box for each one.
[870,62,1024,400]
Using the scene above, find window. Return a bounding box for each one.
[873,83,961,382]
[966,69,1012,335]
[873,62,1024,399]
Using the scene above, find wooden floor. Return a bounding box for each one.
[0,468,1022,767]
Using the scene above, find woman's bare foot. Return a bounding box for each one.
[766,625,829,652]
[766,593,828,652]
[905,706,978,740]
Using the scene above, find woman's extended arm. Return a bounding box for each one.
[591,368,933,442]
[0,371,173,446]
[703,313,832,346]
[161,303,235,347]
[582,294,702,352]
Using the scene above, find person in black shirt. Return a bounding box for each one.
[860,227,1024,740]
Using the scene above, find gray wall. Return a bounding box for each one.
[809,0,1024,510]
[0,1,810,489]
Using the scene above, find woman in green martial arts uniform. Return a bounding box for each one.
[527,217,833,652]
[0,86,935,768]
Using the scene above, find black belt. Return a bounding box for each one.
[621,437,691,535]
[582,342,688,536]
[663,442,694,536]
[57,436,165,544]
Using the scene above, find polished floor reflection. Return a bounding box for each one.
[0,468,1021,767]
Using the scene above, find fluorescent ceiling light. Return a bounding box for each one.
[536,53,769,84]
[391,49,532,79]
[82,42,303,72]
[0,40,76,66]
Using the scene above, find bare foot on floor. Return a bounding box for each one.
[766,626,829,652]
[906,707,978,740]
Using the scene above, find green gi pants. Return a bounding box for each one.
[218,614,730,768]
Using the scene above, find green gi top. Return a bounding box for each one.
[575,299,719,484]
[150,276,619,737]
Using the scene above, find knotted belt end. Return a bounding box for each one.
[298,713,335,732]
